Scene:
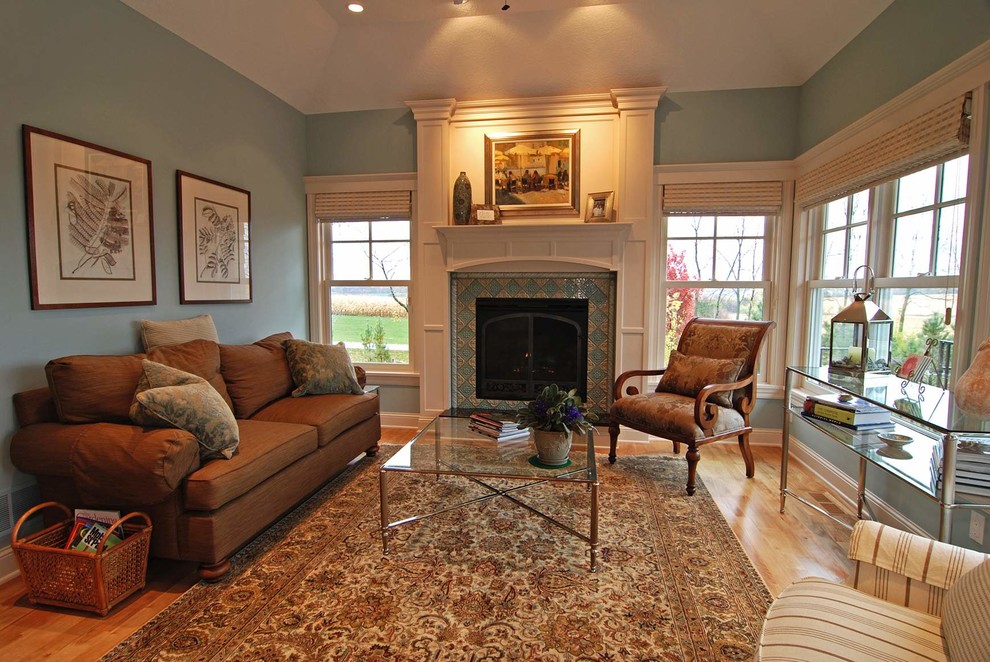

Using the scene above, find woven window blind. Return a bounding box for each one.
[314,191,411,221]
[662,181,783,215]
[795,94,970,209]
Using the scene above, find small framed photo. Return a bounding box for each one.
[584,191,614,223]
[23,125,156,309]
[469,204,501,225]
[177,171,251,304]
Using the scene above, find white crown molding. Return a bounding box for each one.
[611,87,667,111]
[426,88,663,124]
[796,38,990,175]
[405,98,457,122]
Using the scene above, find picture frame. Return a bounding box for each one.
[177,171,252,304]
[584,191,615,223]
[484,129,579,218]
[22,125,156,310]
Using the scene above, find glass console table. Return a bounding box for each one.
[781,366,990,542]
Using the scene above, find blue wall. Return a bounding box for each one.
[306,108,417,176]
[0,1,308,500]
[799,0,990,153]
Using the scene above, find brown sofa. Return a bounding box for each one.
[9,333,381,581]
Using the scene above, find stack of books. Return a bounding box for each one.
[931,439,990,501]
[468,413,530,441]
[801,392,894,432]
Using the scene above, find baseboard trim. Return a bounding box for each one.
[0,546,19,586]
[787,434,928,537]
[380,412,422,429]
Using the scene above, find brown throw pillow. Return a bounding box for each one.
[283,339,363,397]
[656,350,745,407]
[45,354,145,424]
[219,332,295,418]
[130,359,208,427]
[146,338,233,411]
[943,559,990,662]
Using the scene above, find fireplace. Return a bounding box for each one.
[476,298,589,401]
[450,271,616,416]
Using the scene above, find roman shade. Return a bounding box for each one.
[314,190,412,221]
[662,181,784,215]
[796,93,971,209]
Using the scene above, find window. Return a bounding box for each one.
[663,214,772,360]
[309,185,414,369]
[327,218,410,364]
[806,155,968,382]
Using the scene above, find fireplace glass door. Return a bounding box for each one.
[476,298,588,401]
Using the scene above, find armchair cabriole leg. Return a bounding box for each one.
[739,432,755,478]
[685,446,700,496]
[608,420,620,464]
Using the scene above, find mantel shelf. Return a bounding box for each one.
[434,222,631,245]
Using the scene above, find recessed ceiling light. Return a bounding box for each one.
[347,3,364,12]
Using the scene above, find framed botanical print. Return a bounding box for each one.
[23,125,156,309]
[177,171,251,304]
[484,129,579,218]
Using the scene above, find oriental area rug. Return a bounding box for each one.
[102,448,771,661]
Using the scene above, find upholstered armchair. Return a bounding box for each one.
[608,317,774,495]
[756,520,990,661]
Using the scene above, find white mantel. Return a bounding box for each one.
[408,89,663,418]
[434,222,631,272]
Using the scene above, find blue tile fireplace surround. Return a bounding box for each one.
[450,271,617,416]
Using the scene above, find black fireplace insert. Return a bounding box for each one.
[475,297,588,401]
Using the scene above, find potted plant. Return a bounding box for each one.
[516,384,597,466]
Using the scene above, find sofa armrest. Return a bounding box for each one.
[11,422,201,506]
[848,520,989,615]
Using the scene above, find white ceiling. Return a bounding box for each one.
[120,0,894,115]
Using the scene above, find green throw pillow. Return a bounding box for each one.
[136,381,239,461]
[283,339,363,397]
[943,559,990,662]
[656,351,745,407]
[129,359,208,427]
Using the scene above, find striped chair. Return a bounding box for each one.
[756,520,989,661]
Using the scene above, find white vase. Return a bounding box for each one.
[532,428,573,466]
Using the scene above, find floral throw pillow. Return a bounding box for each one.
[136,381,240,461]
[283,339,363,397]
[656,350,746,407]
[129,359,208,427]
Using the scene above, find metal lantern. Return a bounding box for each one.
[828,266,893,377]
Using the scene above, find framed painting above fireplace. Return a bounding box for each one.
[484,129,579,218]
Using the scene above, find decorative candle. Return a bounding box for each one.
[847,347,863,364]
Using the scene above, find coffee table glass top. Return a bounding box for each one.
[381,414,596,482]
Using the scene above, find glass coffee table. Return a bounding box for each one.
[379,412,601,571]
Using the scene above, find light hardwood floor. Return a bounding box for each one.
[0,429,854,660]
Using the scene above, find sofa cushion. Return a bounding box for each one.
[136,381,240,461]
[130,360,208,426]
[252,391,379,446]
[756,577,947,661]
[183,419,317,511]
[943,559,990,662]
[140,314,219,351]
[284,339,363,397]
[219,332,294,419]
[45,353,145,424]
[611,391,745,440]
[656,350,745,407]
[147,339,233,410]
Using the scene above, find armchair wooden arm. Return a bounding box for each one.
[694,373,755,434]
[612,368,667,400]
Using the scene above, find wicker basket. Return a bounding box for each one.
[11,502,153,616]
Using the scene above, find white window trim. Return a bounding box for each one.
[654,162,796,399]
[305,173,419,383]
